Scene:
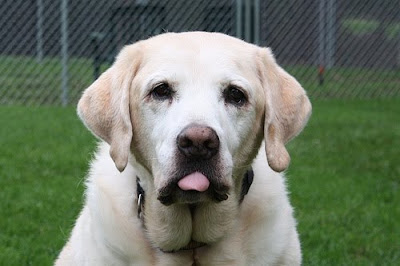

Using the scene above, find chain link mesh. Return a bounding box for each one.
[0,0,399,105]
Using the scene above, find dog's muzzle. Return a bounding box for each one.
[157,124,229,205]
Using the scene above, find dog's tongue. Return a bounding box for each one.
[178,172,210,192]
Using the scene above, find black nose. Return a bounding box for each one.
[177,124,219,160]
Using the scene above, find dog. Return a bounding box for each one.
[56,32,311,265]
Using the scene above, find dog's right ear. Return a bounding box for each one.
[77,47,139,172]
[257,48,312,172]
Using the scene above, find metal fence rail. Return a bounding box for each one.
[0,0,399,105]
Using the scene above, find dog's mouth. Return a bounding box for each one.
[156,124,231,205]
[157,171,229,205]
[157,159,230,205]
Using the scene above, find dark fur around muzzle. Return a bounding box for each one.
[157,155,230,205]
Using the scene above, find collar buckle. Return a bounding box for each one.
[136,177,145,220]
[137,193,143,219]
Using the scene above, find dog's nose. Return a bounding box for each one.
[177,124,219,159]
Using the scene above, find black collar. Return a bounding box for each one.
[239,168,254,203]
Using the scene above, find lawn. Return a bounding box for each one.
[0,99,399,265]
[0,56,107,106]
[286,65,400,99]
[0,55,399,106]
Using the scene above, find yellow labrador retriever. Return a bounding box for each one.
[56,32,311,265]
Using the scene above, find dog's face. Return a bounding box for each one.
[77,32,311,251]
[130,34,267,206]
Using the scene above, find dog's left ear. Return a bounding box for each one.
[77,46,140,172]
[257,48,312,172]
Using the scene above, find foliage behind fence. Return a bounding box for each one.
[0,0,399,105]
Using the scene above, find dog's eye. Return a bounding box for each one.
[151,83,173,100]
[224,86,247,106]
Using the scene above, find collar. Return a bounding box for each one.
[136,168,254,250]
[136,177,145,220]
[239,168,254,203]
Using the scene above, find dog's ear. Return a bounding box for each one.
[77,47,139,172]
[257,48,312,172]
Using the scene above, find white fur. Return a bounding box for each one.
[56,32,311,266]
[57,144,300,265]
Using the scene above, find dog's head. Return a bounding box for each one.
[77,32,311,251]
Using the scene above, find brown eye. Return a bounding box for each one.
[224,86,247,106]
[151,83,173,100]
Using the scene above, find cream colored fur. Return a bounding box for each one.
[56,32,311,266]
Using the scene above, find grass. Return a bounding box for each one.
[342,18,400,40]
[1,99,399,265]
[286,65,400,99]
[0,54,399,106]
[0,56,110,105]
[342,18,380,35]
[287,99,400,265]
[0,107,95,265]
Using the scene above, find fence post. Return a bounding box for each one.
[236,0,242,39]
[60,0,69,106]
[326,0,336,68]
[398,31,400,67]
[254,0,260,45]
[318,0,326,69]
[36,0,44,63]
[318,0,336,70]
[244,0,251,42]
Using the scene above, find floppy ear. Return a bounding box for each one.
[258,48,312,172]
[77,50,136,172]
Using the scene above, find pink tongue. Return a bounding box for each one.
[178,172,210,192]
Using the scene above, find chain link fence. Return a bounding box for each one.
[0,0,399,105]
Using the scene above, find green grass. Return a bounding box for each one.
[0,55,399,106]
[0,56,110,105]
[286,65,400,99]
[342,18,380,35]
[0,107,95,265]
[1,100,399,265]
[385,23,400,40]
[341,18,400,40]
[287,99,400,265]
